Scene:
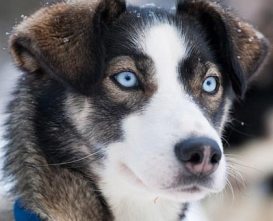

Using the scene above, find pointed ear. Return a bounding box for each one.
[9,0,126,94]
[177,0,270,97]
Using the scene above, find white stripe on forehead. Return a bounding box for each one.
[141,22,188,90]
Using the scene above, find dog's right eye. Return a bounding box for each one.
[112,71,140,89]
[202,76,219,95]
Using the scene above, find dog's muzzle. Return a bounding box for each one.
[175,137,222,177]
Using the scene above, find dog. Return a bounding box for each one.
[2,0,269,220]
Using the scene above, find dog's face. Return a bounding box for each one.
[9,0,269,203]
[99,13,230,202]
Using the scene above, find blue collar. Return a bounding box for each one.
[14,200,41,221]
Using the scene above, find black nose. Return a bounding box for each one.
[175,137,222,176]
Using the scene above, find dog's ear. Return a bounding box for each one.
[9,0,126,94]
[177,0,270,97]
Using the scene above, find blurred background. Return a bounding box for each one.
[0,0,273,220]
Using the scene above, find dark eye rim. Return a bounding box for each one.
[202,76,220,95]
[110,70,143,91]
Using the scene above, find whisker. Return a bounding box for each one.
[226,124,254,137]
[226,167,247,191]
[221,136,231,148]
[225,155,263,173]
[225,178,236,203]
[34,148,106,167]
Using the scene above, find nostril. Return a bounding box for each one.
[189,152,203,164]
[210,152,222,164]
[210,153,221,164]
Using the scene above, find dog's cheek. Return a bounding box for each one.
[110,112,181,188]
[211,155,227,192]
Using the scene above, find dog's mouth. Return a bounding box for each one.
[118,162,214,196]
[168,185,202,193]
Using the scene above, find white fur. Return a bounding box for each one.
[98,22,227,220]
[184,203,209,221]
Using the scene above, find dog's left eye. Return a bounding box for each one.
[113,71,139,89]
[202,76,219,94]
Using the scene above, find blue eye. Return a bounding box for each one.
[202,76,219,94]
[114,71,139,89]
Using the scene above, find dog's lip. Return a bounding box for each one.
[166,185,202,193]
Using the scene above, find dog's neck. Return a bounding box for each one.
[98,168,187,221]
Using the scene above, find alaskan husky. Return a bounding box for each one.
[3,0,269,220]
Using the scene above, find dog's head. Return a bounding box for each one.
[9,0,269,202]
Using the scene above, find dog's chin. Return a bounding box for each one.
[118,162,222,203]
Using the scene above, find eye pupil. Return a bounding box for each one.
[125,75,131,81]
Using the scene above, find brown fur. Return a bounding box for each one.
[228,16,270,79]
[177,0,270,94]
[10,3,97,77]
[27,168,111,221]
[10,0,125,94]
